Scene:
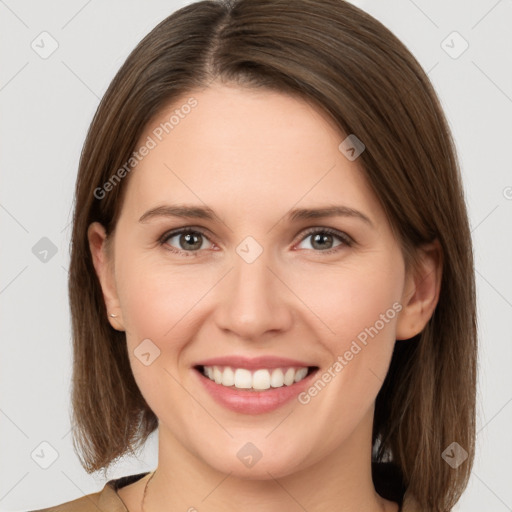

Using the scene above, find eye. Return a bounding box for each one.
[295,227,353,254]
[158,226,353,257]
[159,228,214,257]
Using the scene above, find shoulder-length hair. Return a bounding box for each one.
[68,1,477,510]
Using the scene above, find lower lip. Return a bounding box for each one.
[193,367,318,414]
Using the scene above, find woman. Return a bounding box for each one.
[31,0,477,510]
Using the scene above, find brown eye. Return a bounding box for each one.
[296,228,353,253]
[160,228,214,256]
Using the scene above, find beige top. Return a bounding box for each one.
[27,473,153,512]
[29,471,421,511]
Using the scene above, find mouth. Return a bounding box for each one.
[194,365,319,392]
[191,355,321,414]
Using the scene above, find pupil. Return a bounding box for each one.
[313,233,332,250]
[182,233,201,250]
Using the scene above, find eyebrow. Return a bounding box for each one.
[138,204,374,227]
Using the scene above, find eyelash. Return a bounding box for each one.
[158,226,354,258]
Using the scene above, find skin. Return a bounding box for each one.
[89,82,442,512]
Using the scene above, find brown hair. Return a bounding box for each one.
[68,1,477,510]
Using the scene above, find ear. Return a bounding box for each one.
[396,240,443,340]
[87,222,125,331]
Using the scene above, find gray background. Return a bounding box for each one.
[1,0,511,510]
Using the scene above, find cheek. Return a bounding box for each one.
[116,253,202,340]
[291,258,403,346]
[292,268,402,439]
[114,259,197,412]
[293,259,403,412]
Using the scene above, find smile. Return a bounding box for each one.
[193,363,320,414]
[199,365,315,390]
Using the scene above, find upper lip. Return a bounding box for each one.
[193,355,318,370]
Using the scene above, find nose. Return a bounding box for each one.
[213,246,294,342]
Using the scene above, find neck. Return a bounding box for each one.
[145,408,397,512]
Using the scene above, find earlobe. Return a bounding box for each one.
[395,240,443,341]
[87,222,125,331]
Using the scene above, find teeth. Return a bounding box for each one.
[222,366,235,386]
[294,367,308,382]
[213,366,223,384]
[270,368,284,387]
[252,369,270,390]
[201,365,311,390]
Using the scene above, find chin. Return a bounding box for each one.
[197,440,310,480]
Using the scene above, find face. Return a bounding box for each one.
[89,83,428,479]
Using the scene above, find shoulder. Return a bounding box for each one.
[26,472,151,512]
[26,487,108,512]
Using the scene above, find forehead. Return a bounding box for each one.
[120,84,382,225]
